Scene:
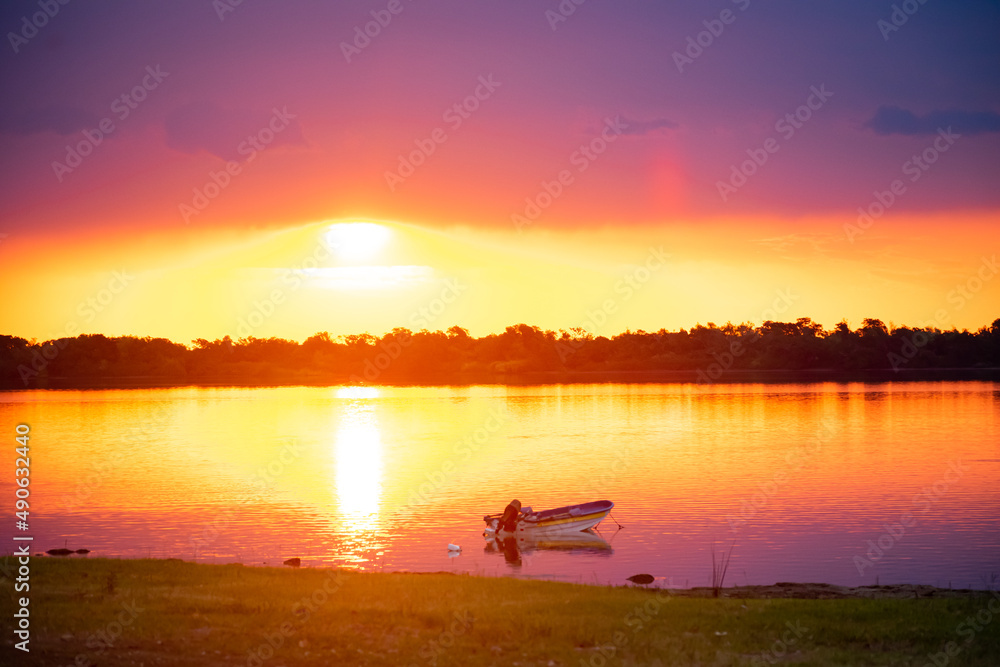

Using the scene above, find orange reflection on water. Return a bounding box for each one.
[1,382,996,585]
[332,386,386,568]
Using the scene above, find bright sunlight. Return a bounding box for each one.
[325,222,393,263]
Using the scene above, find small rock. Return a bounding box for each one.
[283,558,301,568]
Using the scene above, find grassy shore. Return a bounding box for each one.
[3,558,999,666]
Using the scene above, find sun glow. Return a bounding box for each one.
[300,265,434,290]
[3,213,998,344]
[325,222,392,263]
[336,386,381,400]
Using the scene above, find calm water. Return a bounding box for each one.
[2,382,998,589]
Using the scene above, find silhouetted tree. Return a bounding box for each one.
[1,316,997,387]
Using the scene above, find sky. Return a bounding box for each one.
[1,0,998,342]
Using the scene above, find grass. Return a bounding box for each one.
[711,541,736,598]
[3,557,1000,666]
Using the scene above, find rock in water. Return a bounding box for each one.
[627,574,655,586]
[283,558,301,567]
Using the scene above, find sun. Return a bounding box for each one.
[325,222,392,263]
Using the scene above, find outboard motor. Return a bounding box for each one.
[499,499,521,533]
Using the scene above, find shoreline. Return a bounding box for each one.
[6,557,1000,666]
[16,554,996,600]
[5,366,999,390]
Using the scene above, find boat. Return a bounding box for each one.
[483,499,614,536]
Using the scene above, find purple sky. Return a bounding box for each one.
[0,0,997,233]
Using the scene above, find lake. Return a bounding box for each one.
[2,382,998,589]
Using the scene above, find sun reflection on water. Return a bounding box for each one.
[332,388,386,568]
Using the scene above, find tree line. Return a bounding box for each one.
[2,317,998,387]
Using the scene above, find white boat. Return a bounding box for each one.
[483,499,614,536]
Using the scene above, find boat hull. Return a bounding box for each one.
[484,500,613,536]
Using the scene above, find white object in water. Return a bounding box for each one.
[447,543,461,551]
